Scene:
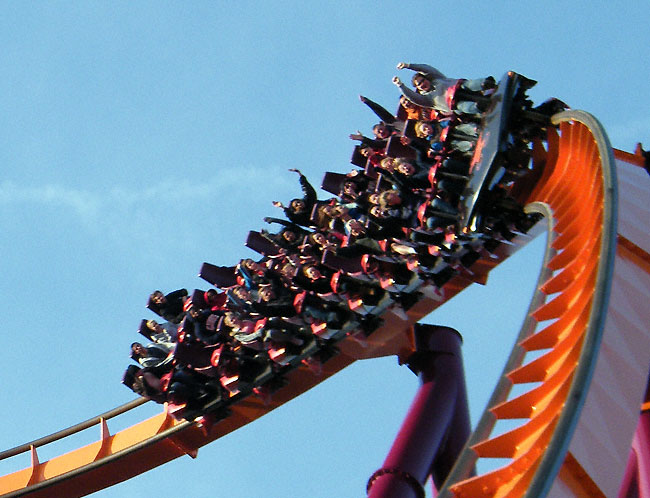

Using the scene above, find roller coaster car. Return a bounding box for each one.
[138,319,155,341]
[458,71,542,232]
[350,145,368,168]
[245,230,283,257]
[321,171,348,196]
[122,364,141,390]
[385,134,416,160]
[173,340,221,374]
[321,249,364,274]
[199,262,238,288]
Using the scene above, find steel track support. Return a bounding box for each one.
[367,324,471,498]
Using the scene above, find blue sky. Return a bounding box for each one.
[1,3,649,497]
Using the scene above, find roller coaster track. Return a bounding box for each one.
[1,110,649,497]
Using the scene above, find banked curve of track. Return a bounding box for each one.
[438,110,618,498]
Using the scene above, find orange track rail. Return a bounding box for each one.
[437,111,650,497]
[0,231,539,498]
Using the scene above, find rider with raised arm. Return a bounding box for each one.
[271,168,319,227]
[392,62,493,116]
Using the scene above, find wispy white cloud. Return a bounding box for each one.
[0,165,299,257]
[0,180,101,220]
[0,165,292,217]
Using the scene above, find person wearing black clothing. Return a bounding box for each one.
[382,160,431,192]
[253,284,298,318]
[147,288,188,324]
[131,341,173,373]
[359,95,397,125]
[293,263,334,296]
[349,126,391,152]
[272,168,319,227]
[262,217,309,252]
[180,307,227,346]
[127,368,167,404]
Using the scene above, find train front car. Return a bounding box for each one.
[459,71,556,234]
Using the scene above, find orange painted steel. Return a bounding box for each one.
[0,228,540,497]
[438,111,618,498]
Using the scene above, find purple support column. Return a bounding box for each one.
[619,411,650,498]
[636,412,650,497]
[366,324,471,498]
[617,447,639,498]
